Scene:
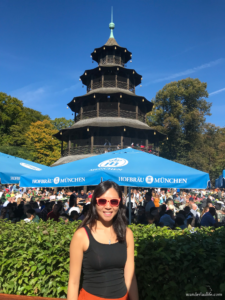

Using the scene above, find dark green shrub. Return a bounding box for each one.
[0,220,225,300]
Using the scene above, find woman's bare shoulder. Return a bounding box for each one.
[70,227,88,249]
[126,227,134,240]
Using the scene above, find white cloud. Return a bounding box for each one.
[152,58,224,83]
[10,85,47,104]
[59,83,81,94]
[209,87,225,96]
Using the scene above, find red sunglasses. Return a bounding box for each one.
[96,198,121,207]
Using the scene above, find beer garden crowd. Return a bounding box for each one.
[0,184,225,229]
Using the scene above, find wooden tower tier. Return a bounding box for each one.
[52,18,166,166]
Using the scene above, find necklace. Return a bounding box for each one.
[108,228,112,245]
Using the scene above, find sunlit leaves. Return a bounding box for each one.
[1,220,225,299]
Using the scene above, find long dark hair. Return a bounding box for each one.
[79,181,127,242]
[69,194,77,207]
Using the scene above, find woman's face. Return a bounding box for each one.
[95,188,120,223]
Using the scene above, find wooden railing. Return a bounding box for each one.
[62,145,159,157]
[75,109,145,123]
[87,80,135,93]
[99,57,125,67]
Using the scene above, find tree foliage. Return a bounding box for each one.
[146,78,225,183]
[51,117,73,131]
[0,92,50,147]
[1,220,225,299]
[147,78,211,161]
[25,120,61,166]
[0,92,72,165]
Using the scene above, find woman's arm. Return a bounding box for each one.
[124,228,139,300]
[67,228,86,300]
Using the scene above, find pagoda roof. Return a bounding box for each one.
[68,90,153,112]
[80,66,141,86]
[105,37,119,46]
[51,154,96,166]
[91,45,132,64]
[54,117,166,142]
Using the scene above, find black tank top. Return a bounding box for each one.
[82,225,127,299]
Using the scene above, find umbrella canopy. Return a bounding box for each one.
[215,171,225,188]
[0,153,49,184]
[20,148,209,189]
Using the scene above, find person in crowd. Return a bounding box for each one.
[189,202,200,225]
[14,202,24,221]
[145,192,155,213]
[160,210,175,229]
[200,207,218,227]
[3,196,11,207]
[200,207,209,219]
[147,213,155,224]
[68,197,80,216]
[70,210,79,222]
[67,180,138,300]
[21,203,32,220]
[159,204,167,218]
[24,208,40,223]
[78,203,90,221]
[59,213,70,223]
[176,210,187,227]
[86,195,92,204]
[78,190,87,200]
[47,203,60,222]
[57,191,63,200]
[31,202,42,214]
[133,189,140,203]
[173,193,180,201]
[40,202,52,221]
[136,206,148,224]
[153,194,160,207]
[149,207,161,226]
[126,193,137,209]
[40,200,45,210]
[49,192,56,201]
[175,216,186,229]
[0,207,7,220]
[167,199,176,213]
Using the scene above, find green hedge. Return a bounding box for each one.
[0,220,225,300]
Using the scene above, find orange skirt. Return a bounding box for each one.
[78,288,129,300]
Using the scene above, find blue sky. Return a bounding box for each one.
[1,0,225,126]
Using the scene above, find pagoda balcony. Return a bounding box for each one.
[99,56,126,67]
[61,145,159,157]
[75,109,146,123]
[87,80,135,93]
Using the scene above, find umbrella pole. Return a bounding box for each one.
[129,187,131,225]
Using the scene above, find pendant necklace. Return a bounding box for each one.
[108,228,112,245]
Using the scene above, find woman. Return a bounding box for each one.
[67,181,139,300]
[200,207,209,219]
[68,195,80,215]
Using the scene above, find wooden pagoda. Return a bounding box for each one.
[52,17,165,167]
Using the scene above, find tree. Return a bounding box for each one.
[25,120,61,166]
[200,124,225,184]
[0,145,35,161]
[51,117,73,131]
[146,78,211,163]
[0,92,50,147]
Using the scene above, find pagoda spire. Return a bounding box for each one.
[109,7,115,38]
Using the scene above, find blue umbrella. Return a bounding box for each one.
[215,171,225,188]
[20,148,210,189]
[0,153,49,184]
